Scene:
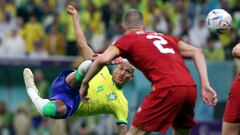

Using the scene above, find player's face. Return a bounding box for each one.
[112,63,134,88]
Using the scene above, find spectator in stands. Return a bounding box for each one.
[16,0,44,22]
[48,119,67,135]
[4,0,16,17]
[44,24,66,56]
[29,39,48,58]
[0,101,13,135]
[189,16,209,48]
[173,16,190,43]
[89,6,106,53]
[0,12,16,39]
[16,16,25,37]
[231,0,240,37]
[13,102,32,135]
[203,36,225,61]
[0,27,25,57]
[152,11,172,34]
[21,15,44,55]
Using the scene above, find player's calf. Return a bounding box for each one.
[23,68,66,119]
[42,100,67,119]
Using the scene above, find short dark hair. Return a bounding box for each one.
[122,9,144,29]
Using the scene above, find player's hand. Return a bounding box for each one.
[201,85,217,106]
[110,56,123,64]
[82,96,90,103]
[80,82,90,103]
[66,5,77,16]
[90,54,102,62]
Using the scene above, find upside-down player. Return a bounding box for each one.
[23,5,135,135]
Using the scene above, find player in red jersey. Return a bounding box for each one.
[80,9,217,135]
[222,42,240,135]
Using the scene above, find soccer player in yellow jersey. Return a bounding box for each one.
[23,5,135,135]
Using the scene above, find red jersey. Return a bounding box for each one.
[234,72,240,81]
[114,31,196,90]
[223,72,240,123]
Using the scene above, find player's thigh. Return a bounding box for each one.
[52,100,67,115]
[173,86,197,129]
[127,126,148,135]
[132,87,182,133]
[222,121,240,135]
[223,80,240,123]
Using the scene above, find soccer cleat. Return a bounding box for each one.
[23,68,39,95]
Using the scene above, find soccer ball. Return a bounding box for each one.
[206,9,232,34]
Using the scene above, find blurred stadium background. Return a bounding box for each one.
[0,0,240,135]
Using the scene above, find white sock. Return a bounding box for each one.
[78,60,93,75]
[26,88,50,115]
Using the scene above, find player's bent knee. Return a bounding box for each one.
[43,102,57,118]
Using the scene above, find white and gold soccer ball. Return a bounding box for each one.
[206,9,232,34]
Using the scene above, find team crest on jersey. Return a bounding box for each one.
[107,92,117,101]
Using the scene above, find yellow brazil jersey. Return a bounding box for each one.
[72,66,129,125]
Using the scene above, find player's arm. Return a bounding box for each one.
[80,46,120,102]
[178,41,208,86]
[232,43,240,58]
[114,101,129,135]
[67,5,94,59]
[178,41,217,106]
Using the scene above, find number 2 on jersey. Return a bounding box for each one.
[146,35,175,54]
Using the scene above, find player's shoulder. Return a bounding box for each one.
[158,33,180,43]
[114,31,146,43]
[136,31,169,38]
[100,66,111,75]
[94,66,112,81]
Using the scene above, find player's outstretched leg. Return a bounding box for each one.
[23,68,57,118]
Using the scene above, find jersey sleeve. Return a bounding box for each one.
[165,34,180,46]
[113,35,131,57]
[113,100,129,125]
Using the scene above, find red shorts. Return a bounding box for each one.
[132,86,197,133]
[223,79,240,123]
